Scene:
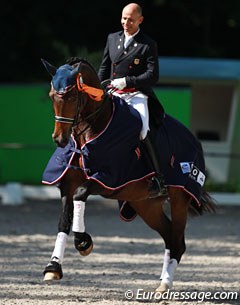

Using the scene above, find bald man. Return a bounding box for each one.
[98,3,167,197]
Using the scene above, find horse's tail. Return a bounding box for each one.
[200,189,217,213]
[188,189,217,216]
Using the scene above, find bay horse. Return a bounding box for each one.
[41,57,215,292]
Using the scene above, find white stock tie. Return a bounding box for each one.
[124,37,133,49]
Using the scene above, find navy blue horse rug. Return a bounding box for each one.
[42,97,206,220]
[119,114,206,221]
[42,97,154,188]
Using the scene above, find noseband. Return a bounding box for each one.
[55,116,75,124]
[53,85,86,126]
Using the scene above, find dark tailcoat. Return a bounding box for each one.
[98,30,164,125]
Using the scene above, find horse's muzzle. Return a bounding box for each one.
[52,134,69,148]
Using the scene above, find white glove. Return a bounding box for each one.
[111,77,126,90]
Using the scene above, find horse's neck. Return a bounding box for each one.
[75,96,113,145]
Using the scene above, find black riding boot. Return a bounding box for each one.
[143,134,168,198]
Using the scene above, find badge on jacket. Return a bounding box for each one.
[134,58,140,65]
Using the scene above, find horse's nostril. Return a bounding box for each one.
[54,139,60,147]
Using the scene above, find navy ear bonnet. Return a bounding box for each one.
[52,64,76,94]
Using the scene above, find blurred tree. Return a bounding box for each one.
[1,0,240,82]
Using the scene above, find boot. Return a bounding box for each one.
[143,133,168,198]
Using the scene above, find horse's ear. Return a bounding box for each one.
[41,59,57,76]
[71,62,82,78]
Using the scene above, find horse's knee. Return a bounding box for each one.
[73,185,90,201]
[58,197,73,234]
[58,213,72,234]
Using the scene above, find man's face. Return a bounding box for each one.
[121,7,143,36]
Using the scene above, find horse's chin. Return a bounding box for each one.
[55,141,68,148]
[52,135,69,148]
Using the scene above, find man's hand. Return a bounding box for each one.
[111,77,126,90]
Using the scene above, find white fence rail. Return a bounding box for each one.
[0,183,240,206]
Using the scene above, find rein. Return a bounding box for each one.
[54,85,108,141]
[54,74,105,126]
[72,94,109,138]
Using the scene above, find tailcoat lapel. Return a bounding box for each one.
[113,33,125,62]
[113,32,142,63]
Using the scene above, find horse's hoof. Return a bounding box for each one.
[155,282,170,293]
[74,232,93,256]
[43,260,63,282]
[79,242,93,256]
[43,272,61,282]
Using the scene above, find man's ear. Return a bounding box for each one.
[139,16,144,24]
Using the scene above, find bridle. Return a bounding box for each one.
[53,67,108,136]
[41,57,110,142]
[53,88,92,127]
[72,92,109,138]
[55,116,75,124]
[53,85,84,125]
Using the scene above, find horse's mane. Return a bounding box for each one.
[66,57,97,74]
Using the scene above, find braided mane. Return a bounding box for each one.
[66,57,97,74]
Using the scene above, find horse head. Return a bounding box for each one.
[42,58,104,147]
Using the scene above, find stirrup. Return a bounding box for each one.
[149,175,168,198]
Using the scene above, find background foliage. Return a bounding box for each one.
[1,0,240,82]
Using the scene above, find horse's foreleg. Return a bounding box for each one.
[72,182,93,256]
[43,195,72,282]
[43,232,67,281]
[72,199,93,256]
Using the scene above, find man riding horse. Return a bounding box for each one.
[40,3,215,291]
[98,3,167,198]
[41,55,215,290]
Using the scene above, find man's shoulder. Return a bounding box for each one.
[136,31,157,46]
[108,31,123,39]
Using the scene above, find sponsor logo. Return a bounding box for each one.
[180,162,191,174]
[180,162,206,186]
[190,165,205,186]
